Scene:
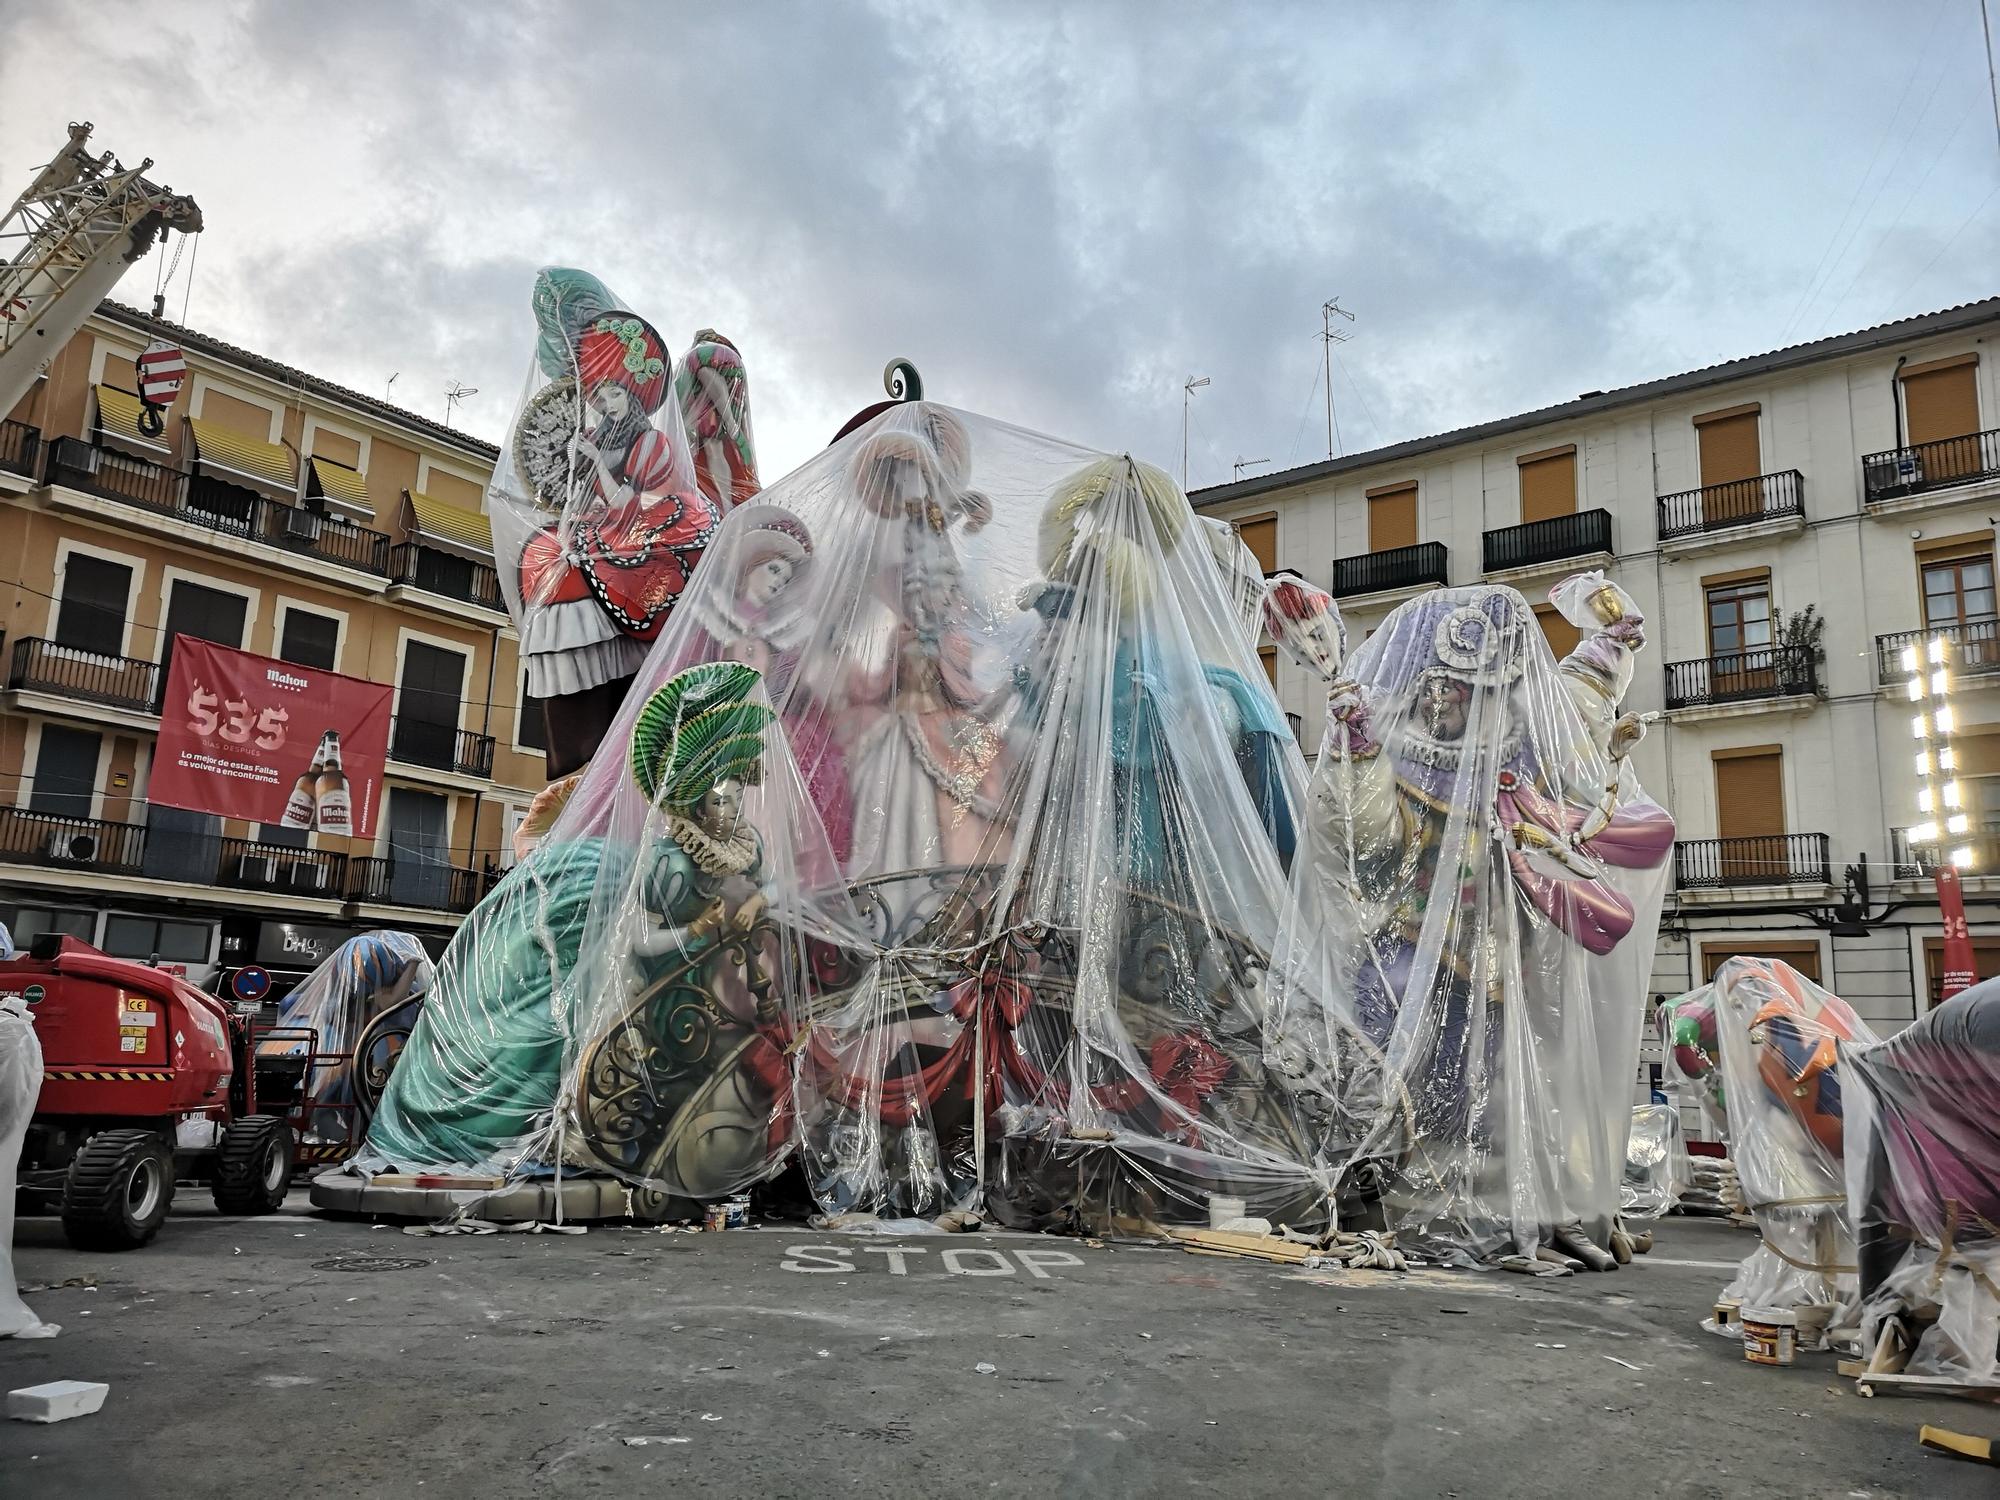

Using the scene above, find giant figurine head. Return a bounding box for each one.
[1264,572,1347,684]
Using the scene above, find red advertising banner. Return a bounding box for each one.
[150,638,392,837]
[1935,864,1977,1004]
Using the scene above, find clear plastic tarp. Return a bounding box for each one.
[1,991,58,1337]
[1845,977,2000,1384]
[1622,1102,1690,1219]
[1663,956,1877,1332]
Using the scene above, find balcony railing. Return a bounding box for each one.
[1330,541,1449,599]
[0,805,147,875]
[46,437,392,575]
[1656,470,1804,541]
[1891,826,2000,879]
[346,856,495,913]
[389,717,497,778]
[1662,645,1820,710]
[7,637,160,713]
[1874,620,2000,684]
[215,837,349,897]
[1674,833,1831,889]
[391,542,505,613]
[1863,427,2000,505]
[0,418,40,479]
[1482,508,1612,575]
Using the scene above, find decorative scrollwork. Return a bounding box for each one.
[883,358,923,402]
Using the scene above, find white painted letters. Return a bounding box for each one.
[780,1244,855,1273]
[1013,1249,1083,1279]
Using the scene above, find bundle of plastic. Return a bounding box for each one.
[1622,1102,1691,1219]
[1282,571,1674,1268]
[257,931,432,1145]
[362,402,1395,1229]
[1,991,58,1338]
[491,268,757,780]
[1662,957,1877,1335]
[1844,977,2000,1385]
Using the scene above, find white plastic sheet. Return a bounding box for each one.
[1,992,58,1338]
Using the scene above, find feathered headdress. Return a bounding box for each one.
[629,661,775,812]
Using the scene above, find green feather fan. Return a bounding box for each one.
[629,662,771,807]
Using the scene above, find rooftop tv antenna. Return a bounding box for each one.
[444,380,478,428]
[1320,296,1356,459]
[1182,374,1210,489]
[1233,456,1270,481]
[385,371,399,401]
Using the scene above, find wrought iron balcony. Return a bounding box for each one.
[45,437,392,574]
[1662,645,1820,710]
[7,637,160,714]
[390,541,505,613]
[0,418,40,479]
[1863,427,2000,504]
[1655,470,1804,541]
[346,855,496,913]
[0,805,147,875]
[1482,508,1612,575]
[1874,620,2000,684]
[216,837,348,897]
[389,716,497,778]
[1330,541,1449,599]
[1673,833,1831,890]
[1890,825,2000,879]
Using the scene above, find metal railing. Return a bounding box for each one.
[1656,470,1804,541]
[390,542,504,612]
[0,418,39,479]
[0,805,147,875]
[46,437,392,574]
[1863,427,2000,504]
[7,637,160,712]
[1874,620,2000,683]
[389,716,497,777]
[215,837,349,896]
[345,855,495,913]
[1891,826,2000,879]
[1674,833,1831,889]
[1330,540,1449,599]
[1662,644,1820,709]
[1482,508,1612,574]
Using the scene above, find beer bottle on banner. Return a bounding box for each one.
[281,734,329,829]
[314,731,353,835]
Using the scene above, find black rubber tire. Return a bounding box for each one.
[212,1115,295,1215]
[61,1129,175,1251]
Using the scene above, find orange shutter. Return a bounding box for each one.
[1703,942,1821,983]
[1903,358,1980,447]
[1259,645,1278,686]
[1518,449,1577,522]
[201,389,277,441]
[1236,515,1278,574]
[1533,603,1581,658]
[1714,750,1785,841]
[1367,485,1417,551]
[1696,408,1762,488]
[311,428,362,468]
[1952,729,2000,779]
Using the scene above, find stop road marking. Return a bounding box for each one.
[781,1244,1084,1277]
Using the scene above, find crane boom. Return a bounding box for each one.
[0,122,202,421]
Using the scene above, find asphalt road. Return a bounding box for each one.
[3,1201,1994,1498]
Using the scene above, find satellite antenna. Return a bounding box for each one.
[444,380,478,428]
[1320,297,1356,459]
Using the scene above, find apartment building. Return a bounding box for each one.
[0,302,547,996]
[1193,297,2000,1075]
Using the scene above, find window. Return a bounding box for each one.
[1713,746,1786,844]
[279,609,340,670]
[101,913,212,965]
[0,904,96,947]
[387,788,451,908]
[1366,482,1417,552]
[1706,577,1772,656]
[1234,516,1278,574]
[517,673,548,754]
[1900,354,1980,448]
[1924,937,2000,1008]
[53,554,133,656]
[158,579,249,709]
[29,726,102,818]
[394,640,468,770]
[1922,552,1996,629]
[1533,603,1580,659]
[1517,446,1576,523]
[1701,941,1821,984]
[1258,645,1278,687]
[1695,403,1762,524]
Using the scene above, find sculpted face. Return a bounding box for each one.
[698,779,745,839]
[742,555,795,609]
[590,381,634,422]
[1289,610,1344,678]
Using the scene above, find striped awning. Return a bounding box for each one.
[308,456,370,516]
[93,384,172,455]
[407,489,492,558]
[187,416,296,496]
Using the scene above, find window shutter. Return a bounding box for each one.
[1696,409,1762,489]
[1235,516,1278,574]
[1367,484,1417,551]
[1902,357,1980,447]
[1518,449,1577,523]
[1952,730,2000,779]
[1714,750,1785,840]
[1533,603,1580,658]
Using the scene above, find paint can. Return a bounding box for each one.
[1208,1194,1248,1230]
[723,1195,751,1230]
[704,1202,729,1232]
[1741,1306,1797,1366]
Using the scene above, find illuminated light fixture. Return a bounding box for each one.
[1945,781,1963,808]
[1908,677,1925,701]
[1913,821,1940,844]
[1930,636,1950,664]
[1942,747,1958,770]
[1937,706,1956,733]
[1933,670,1951,694]
[1913,714,1931,738]
[1920,788,1935,812]
[1949,813,1970,836]
[1902,645,1921,673]
[1918,751,1935,775]
[1952,845,1976,869]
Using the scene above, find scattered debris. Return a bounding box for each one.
[1919,1425,1998,1465]
[402,1219,586,1237]
[1602,1355,1643,1371]
[1533,1343,1568,1350]
[8,1381,108,1424]
[1440,1308,1470,1316]
[19,1277,96,1294]
[974,1362,997,1375]
[933,1208,984,1233]
[623,1436,690,1447]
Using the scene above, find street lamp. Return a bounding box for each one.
[1905,633,1978,1000]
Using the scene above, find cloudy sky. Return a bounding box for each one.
[4,1,1997,488]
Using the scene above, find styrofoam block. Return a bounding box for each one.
[8,1380,109,1422]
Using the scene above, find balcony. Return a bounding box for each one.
[389,717,497,778]
[215,837,348,898]
[1330,541,1449,600]
[0,806,147,876]
[1673,833,1831,890]
[1656,470,1805,542]
[7,637,161,714]
[1891,826,2000,879]
[1874,620,2000,684]
[1863,427,2000,505]
[45,437,393,576]
[0,418,40,480]
[390,541,505,613]
[1481,508,1612,576]
[1662,645,1820,711]
[346,856,496,914]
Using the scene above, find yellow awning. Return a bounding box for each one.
[93,384,171,453]
[309,456,370,514]
[187,416,296,495]
[407,489,492,556]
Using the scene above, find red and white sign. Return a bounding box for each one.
[1935,864,1977,1004]
[135,338,187,407]
[150,638,391,836]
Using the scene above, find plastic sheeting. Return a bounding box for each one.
[1622,1102,1690,1219]
[1844,977,2000,1384]
[1,992,58,1338]
[258,932,433,1145]
[1663,957,1877,1326]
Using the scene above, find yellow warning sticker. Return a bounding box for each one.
[123,997,148,1012]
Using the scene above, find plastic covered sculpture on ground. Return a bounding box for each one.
[357,401,1396,1230]
[1622,1102,1690,1220]
[493,267,758,783]
[255,931,433,1149]
[1284,569,1675,1269]
[1844,977,2000,1386]
[1,990,58,1338]
[1662,956,1877,1334]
